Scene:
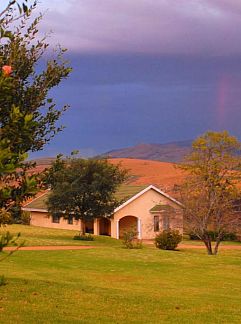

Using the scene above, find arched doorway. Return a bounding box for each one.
[84,220,94,234]
[99,218,111,236]
[119,216,138,239]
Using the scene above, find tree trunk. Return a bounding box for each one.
[203,238,213,255]
[213,239,221,255]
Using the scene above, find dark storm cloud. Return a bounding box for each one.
[40,0,241,55]
[30,53,240,158]
[30,1,241,158]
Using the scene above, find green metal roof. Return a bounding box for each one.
[25,192,50,210]
[149,204,175,213]
[24,185,147,210]
[114,185,147,202]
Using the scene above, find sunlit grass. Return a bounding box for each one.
[0,225,241,323]
[1,224,119,247]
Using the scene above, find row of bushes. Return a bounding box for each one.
[72,229,182,250]
[122,229,182,250]
[189,231,238,241]
[73,233,94,241]
[122,229,240,250]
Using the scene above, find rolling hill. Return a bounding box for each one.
[101,140,192,162]
[30,157,186,194]
[109,158,186,194]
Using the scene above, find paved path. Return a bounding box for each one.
[3,245,96,251]
[3,244,241,251]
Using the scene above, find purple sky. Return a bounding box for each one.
[31,0,241,157]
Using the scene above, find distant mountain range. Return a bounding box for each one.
[101,140,192,163]
[30,140,193,166]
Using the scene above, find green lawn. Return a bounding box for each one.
[0,225,241,323]
[1,224,120,247]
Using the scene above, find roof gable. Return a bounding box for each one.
[114,185,182,213]
[23,191,50,211]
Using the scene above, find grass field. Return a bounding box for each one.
[1,224,119,247]
[0,225,241,323]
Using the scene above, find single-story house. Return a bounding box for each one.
[22,185,183,239]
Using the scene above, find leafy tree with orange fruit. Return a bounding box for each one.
[0,1,71,224]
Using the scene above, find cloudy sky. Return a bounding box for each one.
[31,0,241,157]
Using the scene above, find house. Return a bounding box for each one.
[22,185,183,239]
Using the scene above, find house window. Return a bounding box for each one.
[163,214,170,230]
[154,215,160,232]
[68,215,73,225]
[52,214,60,223]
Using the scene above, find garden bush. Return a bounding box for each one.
[73,233,94,241]
[155,229,182,250]
[122,229,143,249]
[19,211,31,225]
[189,231,237,241]
[0,232,21,252]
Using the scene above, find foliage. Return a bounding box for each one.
[189,231,238,241]
[0,231,21,252]
[73,233,94,241]
[18,211,31,225]
[0,1,71,153]
[155,229,182,250]
[45,156,127,231]
[0,275,6,286]
[0,1,71,223]
[122,228,143,249]
[0,231,20,287]
[0,231,23,283]
[179,131,241,255]
[0,208,12,226]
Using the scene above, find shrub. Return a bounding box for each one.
[189,231,238,241]
[73,233,94,241]
[0,232,21,252]
[155,229,182,250]
[0,275,6,286]
[226,232,238,241]
[0,208,12,226]
[122,229,143,249]
[20,211,31,225]
[188,232,200,240]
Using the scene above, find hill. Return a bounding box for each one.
[101,141,192,162]
[30,157,56,165]
[28,157,56,173]
[30,157,186,194]
[109,158,186,194]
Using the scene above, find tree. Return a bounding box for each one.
[179,131,241,255]
[45,156,128,233]
[0,1,71,223]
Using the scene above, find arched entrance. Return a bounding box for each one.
[99,218,111,236]
[84,220,94,234]
[119,216,138,239]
